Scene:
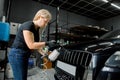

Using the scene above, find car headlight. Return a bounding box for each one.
[105,51,120,68]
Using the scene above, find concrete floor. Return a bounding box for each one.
[27,67,55,80]
[27,67,93,80]
[0,67,56,80]
[0,66,93,80]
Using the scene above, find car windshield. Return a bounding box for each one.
[99,29,120,39]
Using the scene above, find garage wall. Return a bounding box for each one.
[59,9,99,28]
[0,0,5,20]
[8,0,98,27]
[100,15,120,31]
[3,0,120,31]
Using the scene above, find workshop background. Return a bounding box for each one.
[0,0,120,80]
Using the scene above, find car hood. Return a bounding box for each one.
[63,38,120,52]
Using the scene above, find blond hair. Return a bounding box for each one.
[33,9,52,21]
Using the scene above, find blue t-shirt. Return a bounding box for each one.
[12,21,39,50]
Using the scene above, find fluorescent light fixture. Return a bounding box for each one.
[101,0,120,9]
[111,3,120,9]
[102,0,109,3]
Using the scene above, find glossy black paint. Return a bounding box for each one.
[62,29,120,80]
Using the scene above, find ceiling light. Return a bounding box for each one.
[102,0,120,9]
[102,0,109,3]
[111,3,120,9]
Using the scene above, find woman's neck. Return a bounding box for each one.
[33,21,40,30]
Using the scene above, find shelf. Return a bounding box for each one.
[49,25,109,43]
[50,32,97,41]
[69,25,109,36]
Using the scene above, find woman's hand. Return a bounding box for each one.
[37,47,48,56]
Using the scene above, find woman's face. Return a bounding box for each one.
[37,15,50,28]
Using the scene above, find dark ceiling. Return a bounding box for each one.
[33,0,120,21]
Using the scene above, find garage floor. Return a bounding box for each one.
[27,67,55,80]
[0,67,56,80]
[0,66,92,80]
[28,67,92,80]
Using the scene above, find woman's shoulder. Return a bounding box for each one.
[20,21,34,30]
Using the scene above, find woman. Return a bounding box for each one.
[8,9,52,80]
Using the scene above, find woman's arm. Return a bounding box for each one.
[23,30,46,49]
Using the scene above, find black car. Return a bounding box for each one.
[96,51,120,80]
[54,29,120,80]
